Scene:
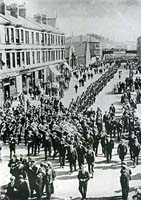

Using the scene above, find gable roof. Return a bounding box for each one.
[71,42,86,57]
[0,13,64,34]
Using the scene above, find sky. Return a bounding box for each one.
[4,0,141,42]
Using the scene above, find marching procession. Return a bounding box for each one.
[0,59,141,200]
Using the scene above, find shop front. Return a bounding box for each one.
[22,72,35,94]
[2,77,17,100]
[48,65,61,83]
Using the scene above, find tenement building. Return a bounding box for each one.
[0,1,65,101]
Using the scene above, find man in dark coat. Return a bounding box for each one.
[128,132,136,160]
[58,137,67,168]
[67,143,78,173]
[105,136,114,163]
[120,165,131,200]
[26,159,38,197]
[44,134,52,161]
[27,130,34,156]
[6,176,18,200]
[45,163,53,200]
[93,133,100,157]
[17,175,30,200]
[77,142,86,169]
[9,136,17,159]
[85,146,95,178]
[117,140,128,162]
[109,104,116,118]
[132,138,140,167]
[77,165,90,200]
[117,119,123,141]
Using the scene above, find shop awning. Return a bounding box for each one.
[49,65,61,76]
[63,62,72,71]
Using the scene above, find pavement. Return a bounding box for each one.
[1,65,141,200]
[61,64,110,108]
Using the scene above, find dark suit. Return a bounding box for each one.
[105,138,114,163]
[17,180,30,200]
[77,170,90,199]
[6,182,18,200]
[68,145,78,172]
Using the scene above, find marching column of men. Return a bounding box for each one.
[2,60,141,200]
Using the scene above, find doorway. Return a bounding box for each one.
[4,84,10,100]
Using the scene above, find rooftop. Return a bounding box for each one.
[66,34,100,43]
[0,11,64,34]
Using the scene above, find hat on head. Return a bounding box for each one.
[18,175,23,180]
[47,161,52,166]
[10,176,15,181]
[121,161,127,166]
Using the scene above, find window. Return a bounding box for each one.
[16,29,20,44]
[41,33,44,44]
[26,52,30,65]
[42,51,45,63]
[36,32,39,44]
[48,34,51,45]
[46,51,48,62]
[38,70,42,79]
[45,33,47,44]
[56,50,58,60]
[25,31,29,44]
[11,28,14,43]
[6,52,10,68]
[32,51,35,64]
[56,35,57,45]
[51,51,55,61]
[12,53,15,68]
[48,50,50,61]
[52,34,54,45]
[5,28,10,43]
[95,43,99,48]
[21,30,24,43]
[37,51,40,63]
[58,36,60,45]
[10,78,16,86]
[61,36,64,45]
[21,52,25,65]
[51,34,53,45]
[31,32,34,44]
[17,52,21,67]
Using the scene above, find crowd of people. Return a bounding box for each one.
[70,63,120,113]
[0,59,141,200]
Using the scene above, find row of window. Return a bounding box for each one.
[5,27,65,46]
[5,49,65,69]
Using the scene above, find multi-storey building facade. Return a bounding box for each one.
[65,34,102,68]
[0,2,65,101]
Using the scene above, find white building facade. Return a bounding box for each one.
[0,2,65,101]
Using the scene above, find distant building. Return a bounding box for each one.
[137,37,141,63]
[65,34,102,68]
[0,1,65,101]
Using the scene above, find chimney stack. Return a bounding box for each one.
[46,17,56,27]
[18,3,26,18]
[7,4,18,18]
[42,14,46,24]
[0,0,5,15]
[34,14,42,23]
